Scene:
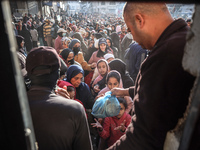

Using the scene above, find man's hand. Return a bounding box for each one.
[111,88,129,97]
[55,85,70,99]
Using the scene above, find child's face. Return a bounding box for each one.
[107,57,114,63]
[69,90,75,100]
[117,103,125,118]
[97,61,107,76]
[107,77,119,90]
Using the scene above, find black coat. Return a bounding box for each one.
[20,25,32,52]
[108,58,134,88]
[28,86,92,150]
[107,19,195,150]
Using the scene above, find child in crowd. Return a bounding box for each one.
[97,70,123,96]
[91,59,109,96]
[91,97,131,149]
[57,80,83,106]
[97,70,133,114]
[104,53,115,63]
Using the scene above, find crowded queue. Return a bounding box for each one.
[14,2,196,150]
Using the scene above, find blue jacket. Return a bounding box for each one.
[124,42,147,82]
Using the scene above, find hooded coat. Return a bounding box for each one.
[72,32,88,55]
[108,59,134,88]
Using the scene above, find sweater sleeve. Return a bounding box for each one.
[78,53,93,71]
[99,117,111,140]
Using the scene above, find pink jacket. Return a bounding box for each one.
[88,51,104,64]
[99,112,131,147]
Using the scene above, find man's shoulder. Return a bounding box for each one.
[49,94,85,111]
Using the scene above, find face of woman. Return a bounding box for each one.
[67,52,74,62]
[107,77,119,90]
[97,61,107,76]
[70,73,83,88]
[106,39,111,47]
[100,43,106,52]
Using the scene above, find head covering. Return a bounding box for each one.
[61,37,71,45]
[97,38,110,58]
[57,28,67,33]
[94,33,103,39]
[92,59,109,87]
[106,37,113,47]
[108,59,126,75]
[26,46,61,76]
[108,59,134,88]
[68,39,81,49]
[98,70,123,95]
[99,38,107,46]
[72,32,84,42]
[16,35,24,49]
[60,48,73,60]
[104,53,115,61]
[66,64,84,83]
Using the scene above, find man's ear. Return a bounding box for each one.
[135,14,145,29]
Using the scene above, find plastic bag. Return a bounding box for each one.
[91,91,121,118]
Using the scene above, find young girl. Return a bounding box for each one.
[97,70,133,114]
[97,70,123,96]
[91,59,109,96]
[91,97,131,148]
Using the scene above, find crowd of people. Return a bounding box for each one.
[14,2,197,150]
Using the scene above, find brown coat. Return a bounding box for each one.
[74,52,93,71]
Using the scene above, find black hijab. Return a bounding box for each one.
[108,59,134,88]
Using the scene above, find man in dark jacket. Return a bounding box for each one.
[108,2,195,150]
[26,46,92,150]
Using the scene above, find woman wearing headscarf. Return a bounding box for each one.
[16,35,27,76]
[66,65,94,109]
[88,38,113,64]
[110,32,121,59]
[69,39,96,72]
[108,59,134,88]
[20,24,33,52]
[59,48,81,68]
[72,32,88,55]
[106,37,118,58]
